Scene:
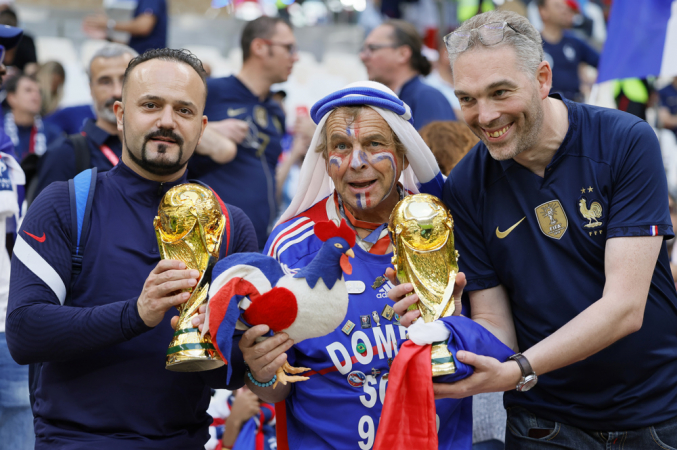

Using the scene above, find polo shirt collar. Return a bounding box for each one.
[82,118,115,147]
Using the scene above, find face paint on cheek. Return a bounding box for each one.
[369,151,397,202]
[328,154,343,171]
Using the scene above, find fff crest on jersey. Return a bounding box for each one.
[535,200,568,240]
[254,106,268,128]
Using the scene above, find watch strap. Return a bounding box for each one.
[509,353,534,377]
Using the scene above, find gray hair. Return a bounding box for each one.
[447,10,543,77]
[87,43,139,78]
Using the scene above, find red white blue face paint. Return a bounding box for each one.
[369,151,397,202]
[350,148,370,169]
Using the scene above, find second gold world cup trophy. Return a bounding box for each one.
[388,194,459,376]
[154,184,226,372]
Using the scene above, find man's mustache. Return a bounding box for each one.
[144,128,184,147]
[104,97,121,108]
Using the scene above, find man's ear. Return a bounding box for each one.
[250,38,268,59]
[535,61,552,100]
[113,100,124,133]
[397,45,412,66]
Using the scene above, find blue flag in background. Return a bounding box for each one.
[597,0,677,82]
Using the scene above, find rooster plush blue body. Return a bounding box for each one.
[204,220,356,387]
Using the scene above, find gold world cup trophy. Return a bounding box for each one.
[388,194,459,376]
[154,184,226,372]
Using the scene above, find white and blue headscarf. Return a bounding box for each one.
[278,81,445,224]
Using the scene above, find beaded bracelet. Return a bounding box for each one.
[246,367,277,388]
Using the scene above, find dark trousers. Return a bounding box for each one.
[505,406,677,450]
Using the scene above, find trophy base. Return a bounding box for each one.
[166,327,224,372]
[166,353,225,372]
[431,339,456,377]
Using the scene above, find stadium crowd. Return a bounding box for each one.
[2,0,677,449]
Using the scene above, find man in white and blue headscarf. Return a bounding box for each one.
[235,81,472,449]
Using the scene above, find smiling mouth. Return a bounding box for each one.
[483,123,512,139]
[349,180,376,189]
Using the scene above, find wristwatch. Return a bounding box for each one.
[508,353,538,392]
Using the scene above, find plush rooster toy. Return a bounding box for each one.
[204,220,356,387]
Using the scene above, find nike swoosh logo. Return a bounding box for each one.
[496,217,526,239]
[24,231,46,243]
[227,107,247,117]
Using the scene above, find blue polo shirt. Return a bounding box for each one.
[542,32,599,102]
[128,0,168,54]
[399,76,456,130]
[189,75,286,250]
[43,104,95,136]
[9,120,61,162]
[6,161,257,449]
[443,95,677,430]
[35,119,122,199]
[659,83,677,138]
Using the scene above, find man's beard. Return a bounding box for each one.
[124,124,190,176]
[97,97,120,125]
[482,91,544,162]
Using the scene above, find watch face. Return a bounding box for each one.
[518,374,538,392]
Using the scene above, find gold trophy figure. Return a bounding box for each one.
[154,183,225,372]
[388,194,459,376]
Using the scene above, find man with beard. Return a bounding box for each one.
[6,48,257,449]
[391,9,677,449]
[35,44,137,198]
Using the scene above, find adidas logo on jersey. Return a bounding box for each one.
[376,281,395,298]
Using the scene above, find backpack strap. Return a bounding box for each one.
[68,133,91,175]
[67,167,98,279]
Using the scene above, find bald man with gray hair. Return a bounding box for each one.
[35,43,137,198]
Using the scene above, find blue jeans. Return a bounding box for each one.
[0,332,35,450]
[505,406,677,450]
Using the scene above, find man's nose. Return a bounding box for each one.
[112,79,123,100]
[157,105,176,128]
[477,100,501,127]
[350,147,368,169]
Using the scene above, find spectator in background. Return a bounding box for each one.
[426,38,462,119]
[0,24,33,450]
[360,19,456,130]
[35,43,137,199]
[4,74,60,163]
[659,76,677,138]
[35,61,65,116]
[83,0,167,55]
[4,73,60,200]
[189,17,297,250]
[419,120,478,176]
[0,8,37,76]
[538,0,599,102]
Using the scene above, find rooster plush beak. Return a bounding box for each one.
[340,249,354,275]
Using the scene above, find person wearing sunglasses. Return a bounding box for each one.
[189,17,299,251]
[359,20,456,131]
[389,9,677,450]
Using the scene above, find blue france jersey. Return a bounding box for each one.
[264,198,470,450]
[542,32,599,101]
[189,75,286,250]
[444,95,677,430]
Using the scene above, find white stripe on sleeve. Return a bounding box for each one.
[13,235,67,305]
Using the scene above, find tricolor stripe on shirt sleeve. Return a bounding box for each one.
[267,217,315,260]
[13,235,67,305]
